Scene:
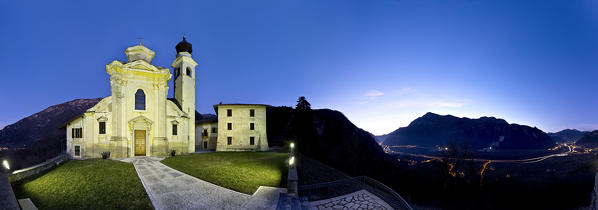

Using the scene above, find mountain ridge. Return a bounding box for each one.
[548,129,587,143]
[380,112,555,150]
[575,130,598,146]
[0,98,103,147]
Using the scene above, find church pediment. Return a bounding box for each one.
[124,60,160,72]
[128,115,154,125]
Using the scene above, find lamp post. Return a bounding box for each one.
[287,142,298,197]
[1,159,19,209]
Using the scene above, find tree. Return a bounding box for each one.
[296,96,311,111]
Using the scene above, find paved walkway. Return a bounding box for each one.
[309,190,393,210]
[121,157,284,210]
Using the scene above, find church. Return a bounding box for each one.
[65,37,269,159]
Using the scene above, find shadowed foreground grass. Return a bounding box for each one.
[162,152,288,194]
[12,159,152,210]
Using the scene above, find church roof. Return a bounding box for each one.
[213,103,271,114]
[125,43,155,63]
[167,98,182,110]
[214,103,271,107]
[175,36,192,54]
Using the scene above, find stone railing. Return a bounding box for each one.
[0,173,19,210]
[9,154,68,183]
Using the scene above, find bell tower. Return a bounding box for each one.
[172,36,197,153]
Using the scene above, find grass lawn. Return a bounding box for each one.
[161,152,288,194]
[12,159,152,210]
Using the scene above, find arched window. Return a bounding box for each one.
[135,89,145,110]
[186,67,192,77]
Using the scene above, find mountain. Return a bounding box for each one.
[575,130,598,146]
[381,112,555,150]
[548,129,587,143]
[0,98,103,148]
[0,98,103,170]
[267,107,399,180]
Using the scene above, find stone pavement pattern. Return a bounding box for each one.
[122,157,283,210]
[309,190,392,210]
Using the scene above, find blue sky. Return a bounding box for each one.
[1,0,597,135]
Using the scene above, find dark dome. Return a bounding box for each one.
[175,36,192,54]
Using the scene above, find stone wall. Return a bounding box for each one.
[0,173,19,210]
[8,154,68,183]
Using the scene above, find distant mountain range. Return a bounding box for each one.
[548,129,587,143]
[575,130,598,146]
[0,98,103,148]
[379,112,556,150]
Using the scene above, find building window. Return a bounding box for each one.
[99,122,106,134]
[203,129,208,137]
[204,142,208,149]
[74,145,81,157]
[250,136,255,145]
[186,67,192,77]
[172,124,178,135]
[250,123,254,130]
[72,128,83,138]
[250,109,255,117]
[227,123,232,130]
[227,137,232,145]
[135,89,146,110]
[227,109,232,117]
[212,127,217,133]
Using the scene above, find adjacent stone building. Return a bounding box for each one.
[214,104,269,152]
[195,113,218,151]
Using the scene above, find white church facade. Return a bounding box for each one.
[65,38,268,159]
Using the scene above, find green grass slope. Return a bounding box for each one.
[161,152,288,194]
[12,159,152,210]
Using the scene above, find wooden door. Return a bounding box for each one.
[135,130,146,156]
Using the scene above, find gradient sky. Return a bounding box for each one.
[1,0,597,135]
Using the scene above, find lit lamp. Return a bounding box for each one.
[287,155,298,197]
[2,160,9,172]
[290,142,295,154]
[289,156,295,166]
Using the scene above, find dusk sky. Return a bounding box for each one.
[1,0,597,135]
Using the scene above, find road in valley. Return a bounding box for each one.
[386,144,574,164]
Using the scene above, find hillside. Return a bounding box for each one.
[381,112,555,150]
[0,98,103,169]
[548,129,587,143]
[267,107,400,180]
[0,98,103,148]
[576,130,598,146]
